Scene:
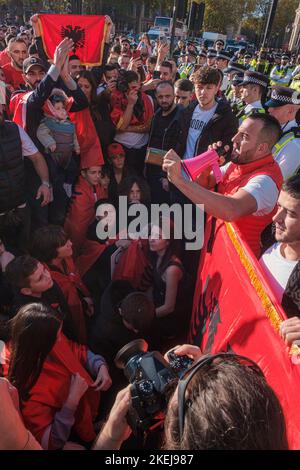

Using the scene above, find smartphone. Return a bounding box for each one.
[153,70,160,79]
[132,50,141,60]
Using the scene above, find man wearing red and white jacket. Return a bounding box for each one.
[163,113,283,257]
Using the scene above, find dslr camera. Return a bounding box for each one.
[114,339,193,437]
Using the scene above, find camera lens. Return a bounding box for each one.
[137,380,154,396]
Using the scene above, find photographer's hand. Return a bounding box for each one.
[165,344,202,362]
[93,386,132,450]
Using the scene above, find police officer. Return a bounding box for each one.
[244,53,253,70]
[215,50,232,91]
[178,50,197,79]
[237,70,268,124]
[214,39,225,53]
[267,86,300,180]
[207,48,217,67]
[270,54,293,87]
[225,73,245,116]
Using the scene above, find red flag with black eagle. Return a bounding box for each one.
[38,14,107,66]
[189,216,300,449]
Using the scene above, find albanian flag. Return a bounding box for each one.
[189,216,300,449]
[38,14,107,66]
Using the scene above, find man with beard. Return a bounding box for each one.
[260,172,300,319]
[9,38,89,229]
[2,37,28,90]
[146,81,183,203]
[163,113,283,257]
[0,102,50,254]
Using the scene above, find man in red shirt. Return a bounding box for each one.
[2,37,28,90]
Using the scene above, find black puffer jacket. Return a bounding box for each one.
[0,121,25,213]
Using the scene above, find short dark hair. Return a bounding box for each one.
[69,54,80,62]
[30,225,68,263]
[193,65,220,86]
[120,292,155,332]
[174,78,194,92]
[160,61,173,72]
[165,354,288,450]
[147,56,157,65]
[5,255,39,289]
[282,171,300,199]
[156,80,174,93]
[112,44,121,54]
[248,113,282,149]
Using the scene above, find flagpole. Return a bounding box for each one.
[170,0,179,55]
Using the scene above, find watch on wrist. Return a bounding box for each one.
[42,181,51,188]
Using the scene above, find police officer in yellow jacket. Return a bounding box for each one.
[270,54,293,87]
[267,86,300,180]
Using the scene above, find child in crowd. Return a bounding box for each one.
[64,149,110,256]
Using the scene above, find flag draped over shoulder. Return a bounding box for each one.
[189,216,300,450]
[38,14,106,66]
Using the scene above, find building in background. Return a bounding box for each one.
[289,1,300,51]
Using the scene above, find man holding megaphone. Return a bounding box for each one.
[162,113,283,257]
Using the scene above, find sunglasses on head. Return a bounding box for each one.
[177,352,264,439]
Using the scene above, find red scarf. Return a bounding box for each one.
[64,176,107,253]
[48,257,89,344]
[21,335,100,447]
[110,89,153,129]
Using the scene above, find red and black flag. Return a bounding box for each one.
[190,216,300,449]
[38,14,107,66]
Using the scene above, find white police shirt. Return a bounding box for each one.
[273,120,300,181]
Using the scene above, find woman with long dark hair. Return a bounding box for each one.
[8,303,111,450]
[30,225,93,344]
[141,218,192,340]
[76,70,115,158]
[110,70,154,175]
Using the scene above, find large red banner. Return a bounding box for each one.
[38,14,106,66]
[189,216,300,449]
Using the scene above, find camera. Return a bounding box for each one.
[114,339,193,437]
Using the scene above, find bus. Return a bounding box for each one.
[149,16,187,39]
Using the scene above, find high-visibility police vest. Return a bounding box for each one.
[273,127,300,157]
[270,66,293,86]
[178,63,195,79]
[238,106,265,123]
[290,74,300,91]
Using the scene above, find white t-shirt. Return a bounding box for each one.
[273,120,300,181]
[17,125,38,157]
[184,103,218,159]
[260,242,298,302]
[220,162,279,216]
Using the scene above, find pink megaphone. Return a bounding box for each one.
[181,147,226,184]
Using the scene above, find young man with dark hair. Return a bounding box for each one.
[4,255,80,343]
[175,66,238,160]
[174,78,194,108]
[89,280,156,361]
[2,37,28,89]
[260,172,300,318]
[163,113,283,257]
[147,81,183,203]
[157,60,173,82]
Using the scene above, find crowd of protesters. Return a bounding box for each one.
[0,14,299,451]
